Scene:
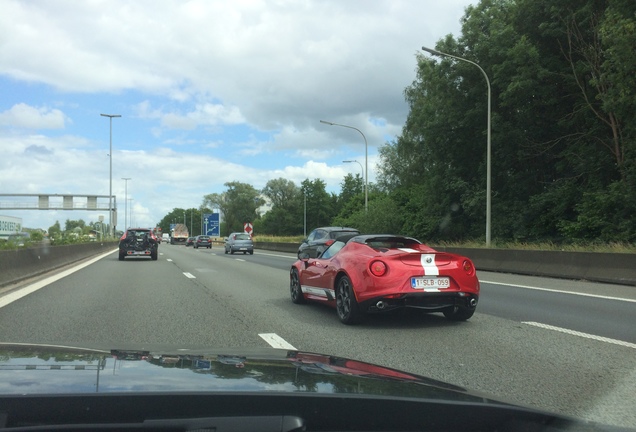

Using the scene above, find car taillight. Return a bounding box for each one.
[370,260,387,276]
[463,259,474,274]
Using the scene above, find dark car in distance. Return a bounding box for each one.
[297,226,360,258]
[193,235,212,249]
[224,232,254,255]
[185,237,195,247]
[118,228,158,261]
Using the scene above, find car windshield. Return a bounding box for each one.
[1,2,634,431]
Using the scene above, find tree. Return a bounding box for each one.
[301,179,335,231]
[377,0,635,243]
[258,178,303,236]
[48,221,61,237]
[202,182,264,235]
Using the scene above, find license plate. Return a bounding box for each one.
[130,251,147,255]
[411,277,450,289]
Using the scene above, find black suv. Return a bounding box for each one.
[119,228,158,261]
[297,226,360,259]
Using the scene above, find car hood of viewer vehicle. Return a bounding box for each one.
[0,343,630,431]
[0,343,475,398]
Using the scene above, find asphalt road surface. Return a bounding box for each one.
[1,244,635,429]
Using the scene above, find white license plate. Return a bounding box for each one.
[411,277,450,289]
[131,251,146,255]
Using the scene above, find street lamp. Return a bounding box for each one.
[320,120,368,212]
[101,113,121,237]
[128,198,133,228]
[421,46,491,246]
[121,178,131,230]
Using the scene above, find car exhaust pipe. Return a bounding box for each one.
[469,298,477,308]
[376,301,387,310]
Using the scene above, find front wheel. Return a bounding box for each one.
[290,268,305,304]
[443,306,475,321]
[336,276,363,325]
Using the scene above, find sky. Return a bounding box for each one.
[0,0,472,231]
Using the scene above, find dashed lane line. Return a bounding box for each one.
[259,333,297,350]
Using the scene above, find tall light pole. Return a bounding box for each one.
[121,178,131,230]
[128,198,133,228]
[320,120,368,212]
[421,46,491,246]
[101,113,121,237]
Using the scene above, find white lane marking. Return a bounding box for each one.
[482,280,636,303]
[523,322,636,349]
[0,249,117,309]
[183,272,196,279]
[166,259,173,262]
[259,333,297,350]
[234,259,246,262]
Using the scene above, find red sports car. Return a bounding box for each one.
[290,234,480,324]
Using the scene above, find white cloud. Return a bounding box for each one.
[0,0,470,230]
[0,103,68,129]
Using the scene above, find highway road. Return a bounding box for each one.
[1,244,635,429]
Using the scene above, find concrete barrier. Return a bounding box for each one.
[0,241,118,288]
[254,242,636,287]
[2,241,634,288]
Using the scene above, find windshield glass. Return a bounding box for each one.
[0,1,634,430]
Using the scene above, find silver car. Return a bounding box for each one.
[224,232,254,255]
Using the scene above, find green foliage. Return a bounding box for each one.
[202,182,264,236]
[375,0,636,244]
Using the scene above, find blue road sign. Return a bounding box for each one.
[203,213,220,236]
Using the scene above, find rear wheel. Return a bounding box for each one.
[151,249,158,261]
[443,306,475,321]
[336,276,362,325]
[290,268,305,304]
[118,252,125,261]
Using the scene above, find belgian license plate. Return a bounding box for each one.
[411,277,450,289]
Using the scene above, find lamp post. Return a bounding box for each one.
[421,46,491,246]
[128,198,133,228]
[303,190,307,238]
[320,120,368,212]
[121,178,131,230]
[101,113,121,237]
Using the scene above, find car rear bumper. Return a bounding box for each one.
[359,292,479,313]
